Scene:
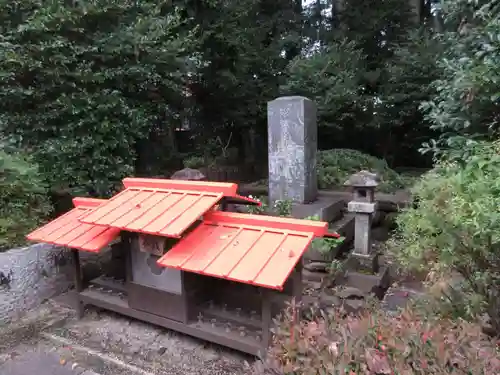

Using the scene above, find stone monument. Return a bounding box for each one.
[267,96,317,205]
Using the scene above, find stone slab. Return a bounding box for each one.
[238,185,411,209]
[292,195,345,222]
[335,267,391,297]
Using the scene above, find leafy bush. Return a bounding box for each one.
[252,150,413,194]
[317,149,409,193]
[0,151,52,251]
[305,215,345,255]
[264,303,500,374]
[389,140,500,332]
[420,0,500,160]
[245,196,292,217]
[183,155,205,169]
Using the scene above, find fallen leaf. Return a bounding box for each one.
[328,342,339,356]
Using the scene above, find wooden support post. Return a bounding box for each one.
[260,289,272,359]
[122,232,133,286]
[219,197,228,212]
[71,249,84,319]
[293,259,303,300]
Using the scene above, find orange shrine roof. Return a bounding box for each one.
[26,197,120,252]
[26,177,340,290]
[156,211,334,290]
[79,178,260,238]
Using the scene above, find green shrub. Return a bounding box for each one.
[389,140,500,332]
[246,195,269,215]
[244,196,293,217]
[317,149,409,193]
[272,200,293,218]
[254,149,414,194]
[0,151,52,251]
[183,155,206,169]
[264,303,500,375]
[305,215,345,256]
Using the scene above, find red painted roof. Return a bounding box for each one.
[156,211,330,290]
[79,178,260,238]
[26,198,120,252]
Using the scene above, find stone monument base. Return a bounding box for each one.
[345,252,381,274]
[334,266,391,298]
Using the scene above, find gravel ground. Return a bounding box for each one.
[46,308,253,375]
[0,294,257,375]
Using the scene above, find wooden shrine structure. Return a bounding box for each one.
[27,178,338,356]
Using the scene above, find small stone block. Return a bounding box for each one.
[303,261,329,273]
[335,286,365,299]
[302,269,326,283]
[343,299,365,314]
[347,201,377,214]
[347,252,380,274]
[382,288,425,312]
[344,267,390,296]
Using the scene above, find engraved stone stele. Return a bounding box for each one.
[267,96,318,205]
[345,171,380,257]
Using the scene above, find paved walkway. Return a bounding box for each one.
[1,345,99,375]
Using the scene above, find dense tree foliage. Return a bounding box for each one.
[392,0,500,334]
[0,0,496,198]
[178,0,302,166]
[283,0,438,166]
[0,0,194,196]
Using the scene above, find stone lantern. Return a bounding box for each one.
[344,170,380,273]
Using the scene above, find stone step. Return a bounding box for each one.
[337,267,391,298]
